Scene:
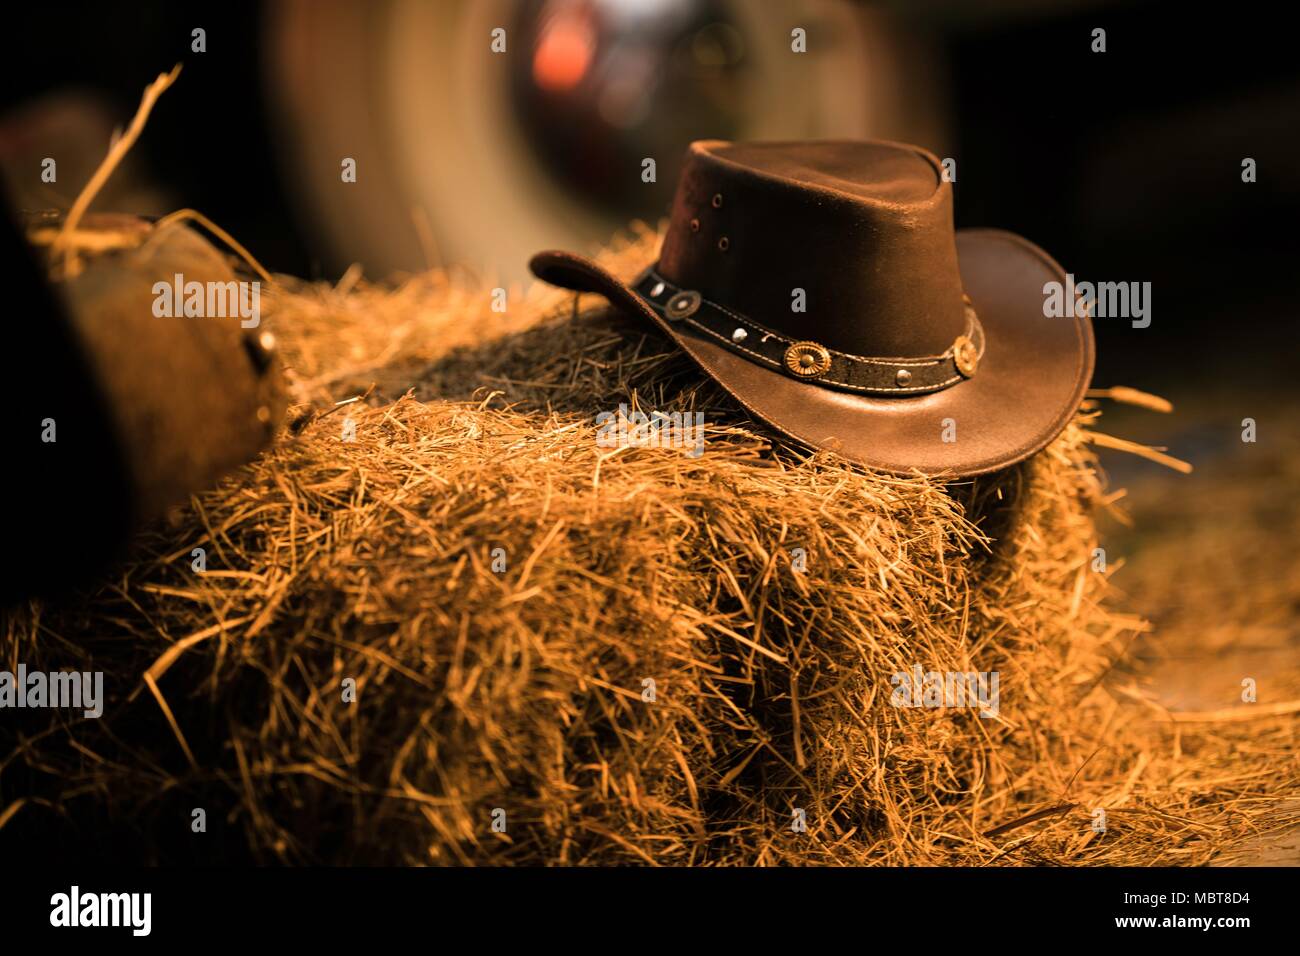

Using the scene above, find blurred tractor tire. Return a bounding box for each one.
[266,0,948,282]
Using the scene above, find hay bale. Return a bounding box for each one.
[0,228,1281,864]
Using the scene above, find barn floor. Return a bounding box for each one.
[1100,388,1300,865]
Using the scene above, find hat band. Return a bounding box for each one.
[634,268,984,396]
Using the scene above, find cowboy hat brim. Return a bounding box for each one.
[529,228,1094,478]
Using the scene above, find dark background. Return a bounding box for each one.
[2,0,1296,395]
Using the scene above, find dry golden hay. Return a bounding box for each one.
[2,225,1295,865]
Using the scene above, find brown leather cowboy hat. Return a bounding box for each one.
[529,140,1094,477]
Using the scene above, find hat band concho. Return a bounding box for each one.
[634,268,984,396]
